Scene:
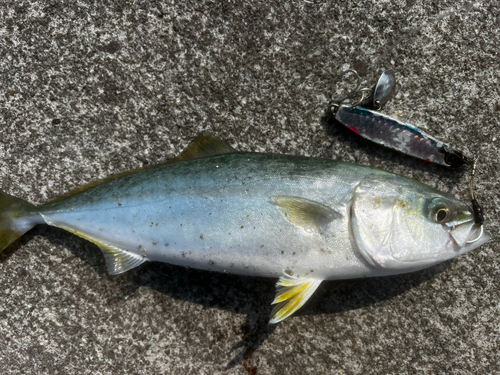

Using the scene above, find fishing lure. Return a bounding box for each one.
[327,70,471,168]
[0,134,488,323]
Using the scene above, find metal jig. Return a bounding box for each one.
[327,70,470,168]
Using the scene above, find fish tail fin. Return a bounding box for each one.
[0,190,37,253]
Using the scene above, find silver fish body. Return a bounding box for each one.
[39,153,382,280]
[0,135,488,322]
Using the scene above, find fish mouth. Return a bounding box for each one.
[450,222,489,252]
[465,224,484,244]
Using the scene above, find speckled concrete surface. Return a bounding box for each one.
[0,1,499,374]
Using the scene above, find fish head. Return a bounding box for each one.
[351,176,489,272]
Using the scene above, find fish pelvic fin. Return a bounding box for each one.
[269,272,322,324]
[269,196,341,233]
[0,190,37,253]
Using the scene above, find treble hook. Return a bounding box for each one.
[327,69,396,114]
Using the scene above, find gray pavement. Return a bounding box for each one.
[0,1,499,374]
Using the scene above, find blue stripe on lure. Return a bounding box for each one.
[335,105,470,168]
[327,70,470,168]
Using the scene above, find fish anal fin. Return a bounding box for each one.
[45,220,146,275]
[98,242,146,275]
[269,272,322,324]
[270,196,341,233]
[174,133,237,162]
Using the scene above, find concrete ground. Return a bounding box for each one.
[0,1,499,374]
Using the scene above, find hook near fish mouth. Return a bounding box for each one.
[465,224,484,244]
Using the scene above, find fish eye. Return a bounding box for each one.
[426,198,458,224]
[433,206,450,223]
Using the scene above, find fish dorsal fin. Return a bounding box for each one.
[98,242,147,275]
[269,272,323,324]
[270,196,341,233]
[174,133,237,162]
[49,134,237,204]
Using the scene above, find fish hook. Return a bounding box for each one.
[466,156,484,244]
[327,69,396,114]
[326,69,363,113]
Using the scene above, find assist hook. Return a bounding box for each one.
[466,156,484,244]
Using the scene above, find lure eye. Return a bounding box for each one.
[444,153,456,165]
[433,206,450,223]
[444,152,467,168]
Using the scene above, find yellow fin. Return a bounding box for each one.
[97,242,146,275]
[269,272,322,324]
[0,190,36,253]
[43,219,146,275]
[270,196,341,233]
[49,133,237,204]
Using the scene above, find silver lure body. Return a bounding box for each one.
[335,105,469,168]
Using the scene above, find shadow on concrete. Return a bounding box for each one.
[2,223,451,369]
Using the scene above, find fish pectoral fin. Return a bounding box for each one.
[98,243,147,275]
[174,133,238,162]
[269,272,323,324]
[270,196,341,233]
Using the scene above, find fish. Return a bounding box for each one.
[0,134,489,323]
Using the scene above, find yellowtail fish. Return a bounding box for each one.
[0,134,488,323]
